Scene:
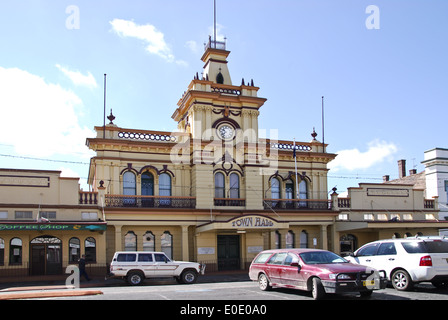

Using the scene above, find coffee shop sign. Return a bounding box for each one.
[231,216,275,228]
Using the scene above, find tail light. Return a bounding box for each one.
[419,255,432,266]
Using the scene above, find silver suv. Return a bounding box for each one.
[109,251,205,286]
[346,237,448,290]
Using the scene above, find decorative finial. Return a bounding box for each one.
[311,127,318,140]
[107,109,115,125]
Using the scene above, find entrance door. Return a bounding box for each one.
[30,236,62,275]
[217,235,240,271]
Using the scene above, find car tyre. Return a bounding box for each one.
[311,277,326,300]
[258,273,272,291]
[127,271,144,286]
[180,270,198,284]
[391,269,413,291]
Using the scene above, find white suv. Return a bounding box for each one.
[346,237,448,290]
[109,251,205,286]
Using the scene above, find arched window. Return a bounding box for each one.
[298,180,308,207]
[216,72,224,84]
[141,172,154,196]
[10,238,22,265]
[285,179,294,199]
[215,172,225,198]
[143,232,155,251]
[229,173,240,198]
[300,230,308,248]
[0,238,4,265]
[85,237,96,262]
[69,237,80,263]
[123,171,136,195]
[286,231,295,249]
[125,231,137,251]
[271,178,280,199]
[161,231,173,259]
[275,231,281,249]
[159,173,172,206]
[123,171,136,206]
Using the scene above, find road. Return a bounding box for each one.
[32,278,448,301]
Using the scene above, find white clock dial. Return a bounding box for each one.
[219,125,234,139]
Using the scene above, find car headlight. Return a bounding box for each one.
[329,273,351,280]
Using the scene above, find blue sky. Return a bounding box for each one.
[0,0,446,195]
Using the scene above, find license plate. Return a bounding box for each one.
[363,280,376,286]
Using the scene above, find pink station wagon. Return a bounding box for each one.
[249,248,387,299]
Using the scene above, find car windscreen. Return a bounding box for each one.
[401,241,448,254]
[299,251,348,264]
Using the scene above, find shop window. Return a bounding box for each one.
[161,231,173,259]
[69,237,80,263]
[9,237,22,265]
[300,230,308,248]
[85,237,96,262]
[143,232,155,251]
[0,238,4,265]
[286,231,295,248]
[229,173,240,198]
[215,172,225,198]
[125,231,137,251]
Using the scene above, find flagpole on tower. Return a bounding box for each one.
[214,0,217,45]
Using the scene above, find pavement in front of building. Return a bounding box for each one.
[0,271,251,300]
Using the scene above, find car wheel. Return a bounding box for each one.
[258,273,272,291]
[181,270,198,284]
[391,269,413,291]
[127,271,144,286]
[311,277,326,300]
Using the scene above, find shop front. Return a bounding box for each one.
[0,222,107,277]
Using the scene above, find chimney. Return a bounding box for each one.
[409,169,417,175]
[398,159,406,179]
[383,175,390,182]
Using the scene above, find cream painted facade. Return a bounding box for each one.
[0,169,106,277]
[87,40,338,271]
[335,181,447,255]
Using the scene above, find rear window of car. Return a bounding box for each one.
[401,241,448,253]
[116,253,136,262]
[253,253,272,264]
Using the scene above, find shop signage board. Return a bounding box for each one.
[0,223,107,231]
[196,215,289,233]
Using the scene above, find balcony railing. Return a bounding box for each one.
[263,199,332,211]
[214,198,246,207]
[79,191,98,205]
[105,195,196,209]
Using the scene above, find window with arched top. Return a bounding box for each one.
[300,230,308,248]
[159,173,172,205]
[9,238,22,265]
[229,173,240,198]
[216,72,224,84]
[143,232,155,251]
[69,237,80,263]
[161,231,173,259]
[286,231,295,249]
[125,231,137,251]
[271,178,280,199]
[0,238,4,265]
[215,172,225,198]
[141,172,154,196]
[85,237,96,262]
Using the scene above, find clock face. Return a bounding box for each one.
[218,125,234,140]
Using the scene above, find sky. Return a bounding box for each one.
[0,0,446,195]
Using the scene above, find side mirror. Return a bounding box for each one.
[291,262,302,272]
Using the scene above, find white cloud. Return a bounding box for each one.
[110,18,187,66]
[0,67,95,159]
[328,140,398,172]
[185,40,199,53]
[55,64,97,88]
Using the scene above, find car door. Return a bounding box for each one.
[372,242,398,277]
[153,253,177,276]
[137,253,156,277]
[353,243,380,267]
[265,252,287,285]
[279,253,307,289]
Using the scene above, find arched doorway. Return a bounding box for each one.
[30,235,62,275]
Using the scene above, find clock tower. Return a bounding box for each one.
[172,38,267,144]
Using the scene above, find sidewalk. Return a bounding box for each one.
[0,271,250,300]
